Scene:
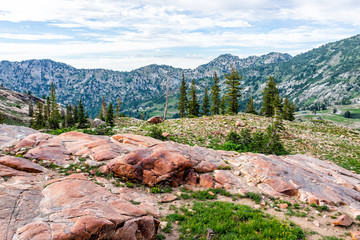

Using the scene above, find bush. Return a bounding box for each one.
[147,126,166,140]
[344,111,351,118]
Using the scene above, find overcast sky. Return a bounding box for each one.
[0,0,359,71]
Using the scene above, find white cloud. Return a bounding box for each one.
[0,33,72,40]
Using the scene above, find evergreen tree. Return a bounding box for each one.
[32,102,45,129]
[220,95,226,115]
[65,104,74,127]
[28,101,34,117]
[201,86,210,116]
[48,83,60,129]
[282,97,295,121]
[188,79,200,117]
[344,110,351,118]
[210,72,220,115]
[44,96,50,120]
[78,99,87,128]
[73,104,79,123]
[106,102,115,126]
[261,76,280,117]
[116,97,122,117]
[245,97,257,114]
[224,67,242,114]
[100,97,107,120]
[178,74,188,118]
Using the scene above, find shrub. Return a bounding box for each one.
[147,126,166,140]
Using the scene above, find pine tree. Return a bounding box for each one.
[225,67,242,114]
[178,74,188,118]
[201,87,210,116]
[245,97,257,114]
[48,83,60,129]
[282,97,295,121]
[32,102,45,129]
[210,72,220,115]
[73,104,79,123]
[101,97,107,120]
[220,95,226,115]
[116,97,122,117]
[188,79,200,117]
[261,76,280,117]
[78,99,87,128]
[28,101,34,117]
[66,104,74,127]
[106,102,114,126]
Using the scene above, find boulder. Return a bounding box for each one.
[332,214,353,227]
[0,124,38,149]
[147,116,163,124]
[13,174,159,240]
[105,141,228,186]
[0,155,45,173]
[199,174,214,188]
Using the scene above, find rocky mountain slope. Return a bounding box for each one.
[0,53,290,117]
[1,121,360,239]
[0,87,43,125]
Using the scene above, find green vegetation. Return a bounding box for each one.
[188,79,200,117]
[168,201,304,240]
[225,67,242,114]
[178,74,188,118]
[210,72,220,115]
[201,86,210,116]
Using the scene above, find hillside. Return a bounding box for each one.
[239,34,360,109]
[0,87,43,125]
[0,53,291,117]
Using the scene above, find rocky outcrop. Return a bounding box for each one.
[147,116,163,124]
[0,155,45,173]
[14,174,159,240]
[103,141,227,186]
[230,153,360,214]
[0,124,38,150]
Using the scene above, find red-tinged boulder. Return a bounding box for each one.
[199,174,214,188]
[105,141,228,187]
[263,178,299,196]
[0,155,45,173]
[332,214,353,227]
[147,116,163,124]
[0,164,28,177]
[15,133,52,149]
[13,174,159,240]
[24,145,70,165]
[194,161,217,173]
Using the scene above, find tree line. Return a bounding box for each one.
[177,68,296,121]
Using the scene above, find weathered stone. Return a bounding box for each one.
[0,124,38,149]
[111,134,163,148]
[332,214,353,227]
[13,174,159,240]
[199,174,214,188]
[0,155,45,173]
[161,194,177,203]
[194,161,217,173]
[279,203,288,209]
[106,141,227,186]
[162,132,171,138]
[147,116,163,124]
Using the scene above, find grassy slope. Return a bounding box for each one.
[115,113,360,173]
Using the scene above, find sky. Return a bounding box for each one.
[0,0,360,71]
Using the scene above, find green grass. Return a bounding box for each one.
[169,201,305,240]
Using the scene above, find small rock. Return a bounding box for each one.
[147,116,163,124]
[260,200,266,206]
[279,203,288,209]
[162,132,171,138]
[208,191,215,196]
[313,221,320,227]
[161,194,177,203]
[76,169,82,173]
[160,221,167,229]
[333,214,353,227]
[233,171,241,176]
[235,121,245,127]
